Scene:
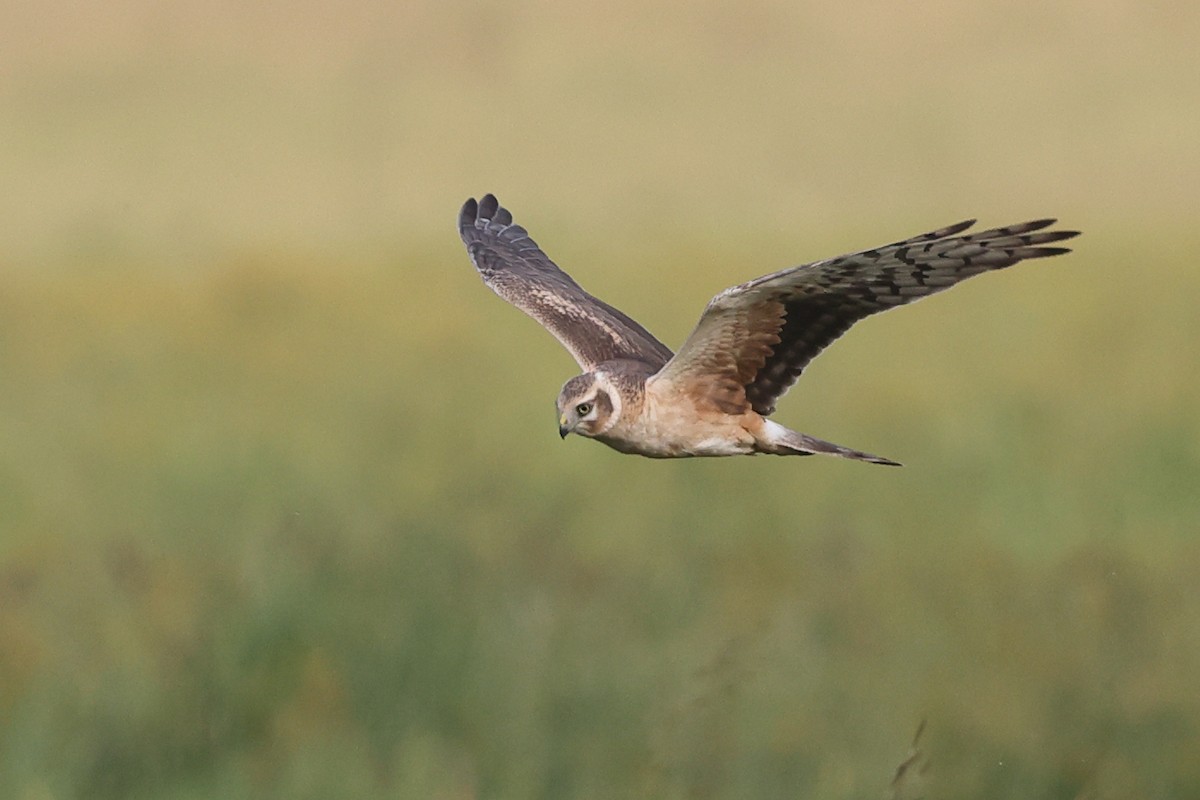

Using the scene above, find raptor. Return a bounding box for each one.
[459,194,1077,465]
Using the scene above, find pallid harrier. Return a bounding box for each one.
[459,194,1077,465]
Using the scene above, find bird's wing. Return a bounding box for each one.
[460,195,674,371]
[650,219,1079,415]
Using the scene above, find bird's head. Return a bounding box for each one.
[556,374,612,440]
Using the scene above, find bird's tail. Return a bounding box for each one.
[755,420,901,466]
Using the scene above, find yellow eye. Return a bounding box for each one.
[576,403,592,416]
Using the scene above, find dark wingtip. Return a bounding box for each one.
[940,219,977,238]
[1024,246,1075,259]
[460,193,512,233]
[902,219,974,246]
[459,197,479,230]
[478,193,499,220]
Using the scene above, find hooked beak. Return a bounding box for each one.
[558,414,571,439]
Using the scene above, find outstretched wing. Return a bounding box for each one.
[459,195,673,371]
[651,219,1080,415]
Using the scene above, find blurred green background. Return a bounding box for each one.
[2,1,1198,798]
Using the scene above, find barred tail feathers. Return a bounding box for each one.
[755,420,901,466]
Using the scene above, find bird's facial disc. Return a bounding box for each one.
[559,395,598,438]
[556,374,599,439]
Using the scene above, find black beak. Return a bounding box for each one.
[558,414,570,439]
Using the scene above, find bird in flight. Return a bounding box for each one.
[459,194,1077,465]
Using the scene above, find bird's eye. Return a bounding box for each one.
[576,403,592,416]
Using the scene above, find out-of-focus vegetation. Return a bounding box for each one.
[1,1,1198,798]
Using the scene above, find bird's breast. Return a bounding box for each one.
[595,383,755,458]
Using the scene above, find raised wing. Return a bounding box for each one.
[652,219,1080,415]
[460,195,673,371]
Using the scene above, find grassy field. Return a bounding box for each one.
[1,2,1198,798]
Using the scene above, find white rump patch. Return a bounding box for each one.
[760,419,793,448]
